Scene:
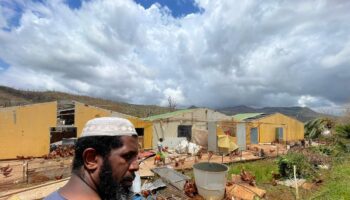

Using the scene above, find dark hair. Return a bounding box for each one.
[72,136,124,172]
[159,138,163,142]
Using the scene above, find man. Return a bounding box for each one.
[45,117,139,200]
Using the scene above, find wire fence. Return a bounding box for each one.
[0,157,72,190]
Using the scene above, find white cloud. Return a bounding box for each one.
[160,87,186,107]
[0,0,350,112]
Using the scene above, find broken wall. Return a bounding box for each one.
[0,102,57,159]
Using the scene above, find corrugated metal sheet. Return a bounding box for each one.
[143,109,195,121]
[152,167,189,190]
[233,113,265,121]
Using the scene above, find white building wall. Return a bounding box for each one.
[151,108,230,149]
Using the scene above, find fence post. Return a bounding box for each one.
[22,160,26,183]
[294,165,299,200]
[26,161,29,184]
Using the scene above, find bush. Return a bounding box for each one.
[335,124,350,139]
[277,152,315,179]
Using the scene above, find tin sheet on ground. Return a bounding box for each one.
[151,167,189,190]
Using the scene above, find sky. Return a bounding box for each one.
[0,0,349,115]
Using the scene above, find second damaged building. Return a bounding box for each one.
[143,108,231,149]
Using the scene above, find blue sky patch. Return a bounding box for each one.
[134,0,202,18]
[65,0,83,10]
[0,1,24,30]
[0,58,10,71]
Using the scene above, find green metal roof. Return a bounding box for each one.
[233,113,264,121]
[142,109,195,121]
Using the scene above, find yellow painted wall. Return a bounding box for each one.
[74,102,112,137]
[246,113,304,143]
[127,118,153,149]
[74,102,153,149]
[0,102,57,159]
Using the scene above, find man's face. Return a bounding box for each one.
[97,136,139,199]
[108,135,139,183]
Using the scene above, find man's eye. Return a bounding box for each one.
[123,153,136,161]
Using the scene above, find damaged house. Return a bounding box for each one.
[143,108,231,149]
[233,112,304,146]
[0,101,153,160]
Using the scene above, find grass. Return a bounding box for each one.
[309,156,350,200]
[228,159,278,184]
[227,153,350,200]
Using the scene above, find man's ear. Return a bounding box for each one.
[82,148,100,171]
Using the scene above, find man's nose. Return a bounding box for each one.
[129,159,139,171]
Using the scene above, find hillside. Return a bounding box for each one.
[0,86,334,121]
[0,86,170,118]
[217,105,333,122]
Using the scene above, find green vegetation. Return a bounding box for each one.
[304,118,334,139]
[228,153,350,200]
[335,123,350,139]
[310,156,350,200]
[277,152,315,179]
[228,159,278,183]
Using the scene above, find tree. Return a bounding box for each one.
[168,96,177,111]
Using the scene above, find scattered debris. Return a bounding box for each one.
[141,179,167,191]
[152,166,189,190]
[302,182,314,190]
[318,164,329,169]
[277,178,306,188]
[138,150,156,160]
[225,182,266,200]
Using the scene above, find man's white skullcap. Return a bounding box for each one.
[81,117,137,137]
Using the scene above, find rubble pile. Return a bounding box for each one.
[226,172,266,200]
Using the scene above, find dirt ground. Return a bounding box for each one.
[0,144,288,199]
[139,143,287,177]
[0,157,72,192]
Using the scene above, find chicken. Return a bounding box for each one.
[0,165,13,177]
[0,164,10,172]
[179,158,186,165]
[55,174,63,180]
[197,149,203,160]
[271,178,278,186]
[168,156,177,163]
[208,151,214,162]
[271,171,281,179]
[184,180,198,198]
[240,169,256,186]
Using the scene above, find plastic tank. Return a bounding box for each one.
[193,162,228,200]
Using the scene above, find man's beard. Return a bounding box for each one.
[97,158,132,200]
